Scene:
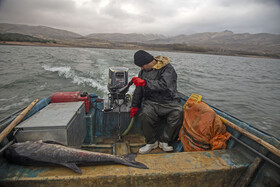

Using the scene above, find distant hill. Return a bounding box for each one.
[148,30,280,54]
[0,23,82,40]
[0,23,279,58]
[87,30,280,54]
[87,33,167,43]
[86,30,280,55]
[167,31,280,46]
[0,33,55,43]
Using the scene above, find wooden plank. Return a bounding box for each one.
[219,115,280,158]
[0,99,38,143]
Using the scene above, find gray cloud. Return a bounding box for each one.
[0,0,279,36]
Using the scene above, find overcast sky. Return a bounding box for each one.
[0,0,279,36]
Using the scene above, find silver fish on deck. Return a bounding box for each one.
[3,140,148,173]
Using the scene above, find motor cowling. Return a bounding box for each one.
[108,67,129,100]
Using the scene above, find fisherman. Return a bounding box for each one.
[130,50,183,154]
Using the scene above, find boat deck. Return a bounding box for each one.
[0,149,251,186]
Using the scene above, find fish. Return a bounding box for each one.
[3,140,148,174]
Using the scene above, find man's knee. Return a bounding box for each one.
[139,109,155,121]
[168,109,183,124]
[140,103,158,120]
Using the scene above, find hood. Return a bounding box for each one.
[153,56,170,70]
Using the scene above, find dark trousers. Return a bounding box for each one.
[139,100,183,144]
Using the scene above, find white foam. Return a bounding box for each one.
[72,75,107,93]
[42,65,107,93]
[42,65,72,77]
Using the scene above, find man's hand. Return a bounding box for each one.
[131,77,145,87]
[130,107,139,118]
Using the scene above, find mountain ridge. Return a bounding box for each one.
[0,23,82,40]
[1,23,279,58]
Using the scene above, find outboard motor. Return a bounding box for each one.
[108,67,129,100]
[105,67,133,111]
[104,67,133,140]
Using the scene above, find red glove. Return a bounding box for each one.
[131,77,145,87]
[130,107,139,118]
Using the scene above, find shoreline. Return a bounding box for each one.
[1,41,279,59]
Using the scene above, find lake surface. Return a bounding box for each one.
[0,45,279,137]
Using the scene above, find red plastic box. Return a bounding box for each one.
[51,91,90,113]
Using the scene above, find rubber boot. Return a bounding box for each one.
[159,142,173,152]
[139,141,158,154]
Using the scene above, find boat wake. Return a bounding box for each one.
[42,65,107,94]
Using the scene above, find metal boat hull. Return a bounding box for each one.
[0,92,279,186]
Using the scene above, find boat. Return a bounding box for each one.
[0,67,279,187]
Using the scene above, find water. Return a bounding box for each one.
[0,45,279,138]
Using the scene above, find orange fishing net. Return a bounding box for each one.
[179,98,231,152]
